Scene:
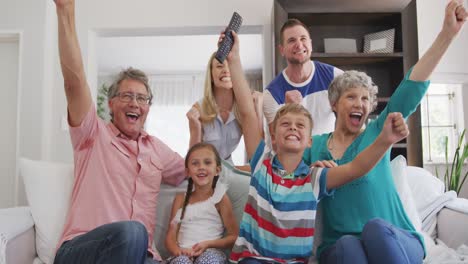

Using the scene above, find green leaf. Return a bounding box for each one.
[442,129,468,195]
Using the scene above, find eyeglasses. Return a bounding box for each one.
[115,92,151,105]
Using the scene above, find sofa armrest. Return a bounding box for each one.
[437,198,468,249]
[0,207,36,264]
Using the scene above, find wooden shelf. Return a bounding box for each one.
[291,13,401,27]
[274,0,421,165]
[312,52,403,66]
[377,97,390,103]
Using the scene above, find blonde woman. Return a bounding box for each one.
[187,52,263,165]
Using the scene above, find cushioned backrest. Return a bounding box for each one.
[19,158,74,264]
[390,155,422,232]
[405,165,445,214]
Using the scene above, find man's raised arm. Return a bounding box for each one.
[55,0,92,126]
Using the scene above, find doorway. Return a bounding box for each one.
[0,33,20,208]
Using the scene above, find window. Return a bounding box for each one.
[421,83,464,163]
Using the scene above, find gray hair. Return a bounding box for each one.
[107,67,153,105]
[328,70,378,112]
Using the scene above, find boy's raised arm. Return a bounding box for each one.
[225,31,262,160]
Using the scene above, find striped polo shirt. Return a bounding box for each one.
[230,141,332,263]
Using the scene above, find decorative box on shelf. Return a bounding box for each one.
[323,38,357,53]
[363,28,395,53]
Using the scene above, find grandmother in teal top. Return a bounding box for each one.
[303,1,467,263]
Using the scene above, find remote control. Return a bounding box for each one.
[215,12,243,63]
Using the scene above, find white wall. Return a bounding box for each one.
[0,0,50,206]
[0,0,47,161]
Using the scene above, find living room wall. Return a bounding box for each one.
[0,0,48,161]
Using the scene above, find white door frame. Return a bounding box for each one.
[0,30,23,206]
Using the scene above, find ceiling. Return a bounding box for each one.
[277,0,412,13]
[97,34,263,75]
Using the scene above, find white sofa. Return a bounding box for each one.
[1,156,468,264]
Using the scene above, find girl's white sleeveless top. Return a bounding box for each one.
[171,183,227,249]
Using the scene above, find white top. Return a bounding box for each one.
[171,184,227,249]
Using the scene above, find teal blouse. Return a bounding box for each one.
[303,69,430,259]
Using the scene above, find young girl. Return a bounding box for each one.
[164,143,239,263]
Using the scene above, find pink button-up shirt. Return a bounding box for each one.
[57,105,186,260]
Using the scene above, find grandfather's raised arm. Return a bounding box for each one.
[55,0,92,127]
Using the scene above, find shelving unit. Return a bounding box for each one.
[274,0,423,165]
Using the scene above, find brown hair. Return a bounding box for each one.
[279,18,311,45]
[271,103,314,134]
[179,143,221,222]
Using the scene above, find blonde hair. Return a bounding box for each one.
[272,103,314,133]
[200,53,243,128]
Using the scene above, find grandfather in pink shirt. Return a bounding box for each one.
[53,1,185,263]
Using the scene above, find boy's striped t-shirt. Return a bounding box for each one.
[230,141,332,263]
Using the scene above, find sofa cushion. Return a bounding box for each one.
[405,165,445,215]
[19,158,74,264]
[390,155,422,232]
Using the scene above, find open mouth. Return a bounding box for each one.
[349,112,363,126]
[196,173,208,178]
[285,134,300,141]
[293,50,307,55]
[220,76,231,82]
[126,112,140,122]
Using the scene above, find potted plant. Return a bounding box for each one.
[437,129,468,194]
[97,83,109,121]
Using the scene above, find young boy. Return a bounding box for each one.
[223,31,409,263]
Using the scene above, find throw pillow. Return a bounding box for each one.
[20,158,74,264]
[390,155,422,232]
[405,166,445,214]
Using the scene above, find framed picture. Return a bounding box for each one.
[363,28,395,53]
